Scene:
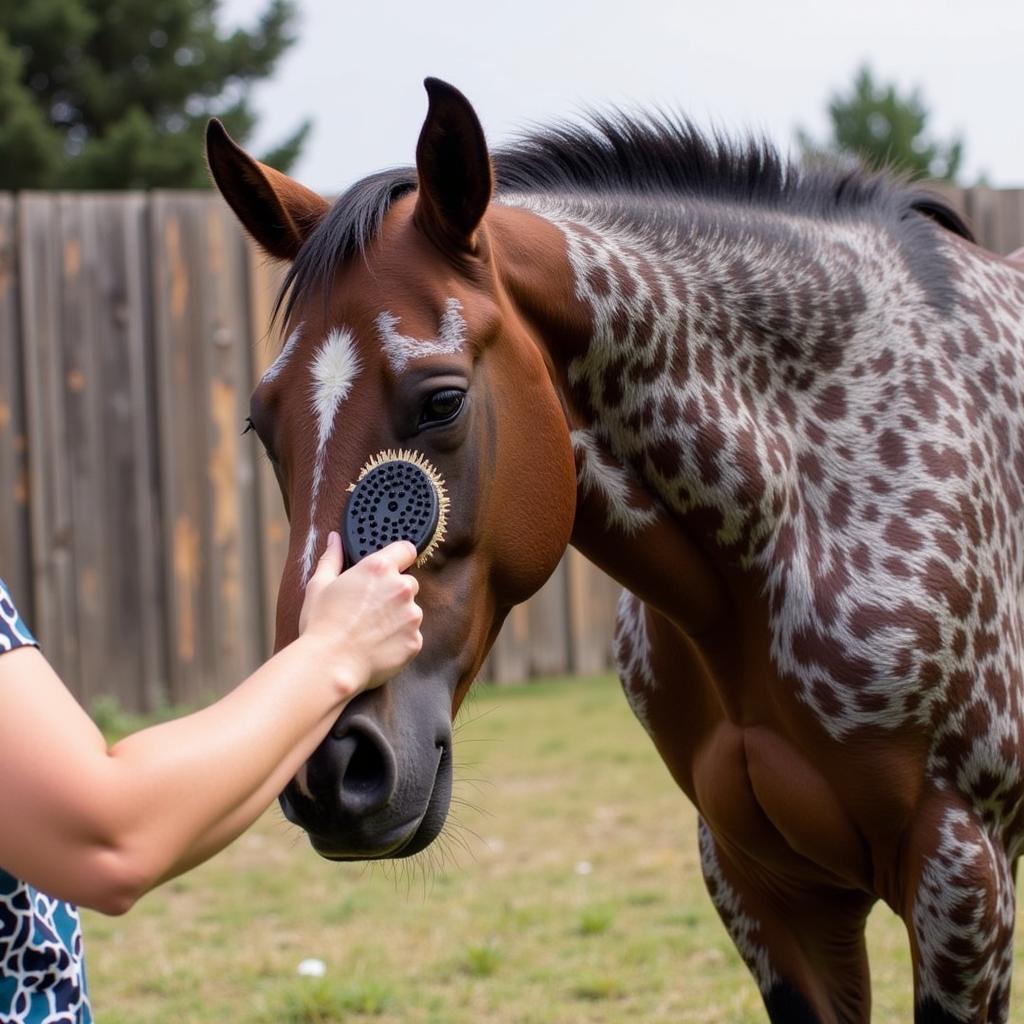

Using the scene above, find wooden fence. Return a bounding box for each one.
[1,186,1022,711]
[0,190,622,711]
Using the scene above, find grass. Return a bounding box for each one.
[81,674,1024,1022]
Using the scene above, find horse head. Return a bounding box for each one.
[207,79,577,859]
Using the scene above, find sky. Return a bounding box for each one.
[221,0,1023,193]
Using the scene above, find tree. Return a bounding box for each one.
[798,64,963,182]
[0,0,308,190]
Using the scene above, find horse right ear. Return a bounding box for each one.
[206,119,329,261]
[414,78,493,254]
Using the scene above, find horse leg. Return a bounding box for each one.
[698,819,873,1024]
[900,803,1016,1023]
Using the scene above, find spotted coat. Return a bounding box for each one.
[507,193,1024,1019]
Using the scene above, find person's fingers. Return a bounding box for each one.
[310,531,342,584]
[373,540,419,573]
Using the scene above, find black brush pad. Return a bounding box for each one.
[342,460,440,568]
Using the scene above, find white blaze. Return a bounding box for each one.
[301,328,362,580]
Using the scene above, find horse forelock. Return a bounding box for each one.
[275,168,418,329]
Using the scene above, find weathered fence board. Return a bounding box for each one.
[151,194,264,704]
[525,559,573,676]
[19,195,79,683]
[103,195,167,710]
[567,549,620,675]
[151,193,211,703]
[57,197,112,708]
[965,188,1024,259]
[58,200,98,699]
[2,185,1022,709]
[0,196,31,612]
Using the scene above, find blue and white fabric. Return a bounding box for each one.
[0,579,92,1023]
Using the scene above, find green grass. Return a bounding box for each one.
[81,675,1024,1022]
[268,978,394,1023]
[462,944,502,978]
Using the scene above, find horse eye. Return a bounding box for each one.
[243,416,281,465]
[419,388,465,428]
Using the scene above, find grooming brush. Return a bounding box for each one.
[342,449,449,569]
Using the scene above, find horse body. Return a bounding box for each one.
[207,80,1024,1022]
[502,194,1024,1020]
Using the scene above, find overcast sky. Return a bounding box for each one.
[221,0,1023,193]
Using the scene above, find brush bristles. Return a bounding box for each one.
[348,449,449,566]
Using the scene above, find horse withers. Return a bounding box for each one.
[207,79,1024,1023]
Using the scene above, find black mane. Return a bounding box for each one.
[277,113,973,324]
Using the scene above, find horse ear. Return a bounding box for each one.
[205,118,329,261]
[414,78,494,253]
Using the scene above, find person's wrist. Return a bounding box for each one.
[293,633,366,703]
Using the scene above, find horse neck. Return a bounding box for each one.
[496,194,947,630]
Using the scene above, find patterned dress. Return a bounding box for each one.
[0,580,92,1023]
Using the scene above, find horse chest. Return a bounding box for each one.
[617,591,907,888]
[694,722,877,888]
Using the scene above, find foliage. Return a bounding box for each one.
[799,64,963,182]
[0,0,308,189]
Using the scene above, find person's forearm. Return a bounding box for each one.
[150,771,311,887]
[0,639,354,913]
[0,537,419,912]
[94,636,353,906]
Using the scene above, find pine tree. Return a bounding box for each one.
[0,0,307,189]
[799,65,963,182]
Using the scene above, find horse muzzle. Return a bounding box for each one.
[279,683,454,860]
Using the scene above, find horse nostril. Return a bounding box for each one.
[344,733,387,794]
[331,721,397,817]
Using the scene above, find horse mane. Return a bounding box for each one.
[276,113,973,325]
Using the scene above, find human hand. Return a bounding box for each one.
[298,532,423,695]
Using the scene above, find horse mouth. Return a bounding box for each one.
[305,818,431,861]
[280,743,452,861]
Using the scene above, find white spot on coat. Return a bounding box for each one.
[376,297,466,373]
[261,323,304,385]
[573,429,657,535]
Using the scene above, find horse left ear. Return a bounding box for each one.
[414,78,494,254]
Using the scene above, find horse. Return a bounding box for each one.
[206,79,1024,1023]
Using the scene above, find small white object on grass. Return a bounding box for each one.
[575,860,593,876]
[297,958,327,978]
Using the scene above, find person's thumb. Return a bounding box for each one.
[309,531,343,586]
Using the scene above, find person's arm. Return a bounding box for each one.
[0,534,421,915]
